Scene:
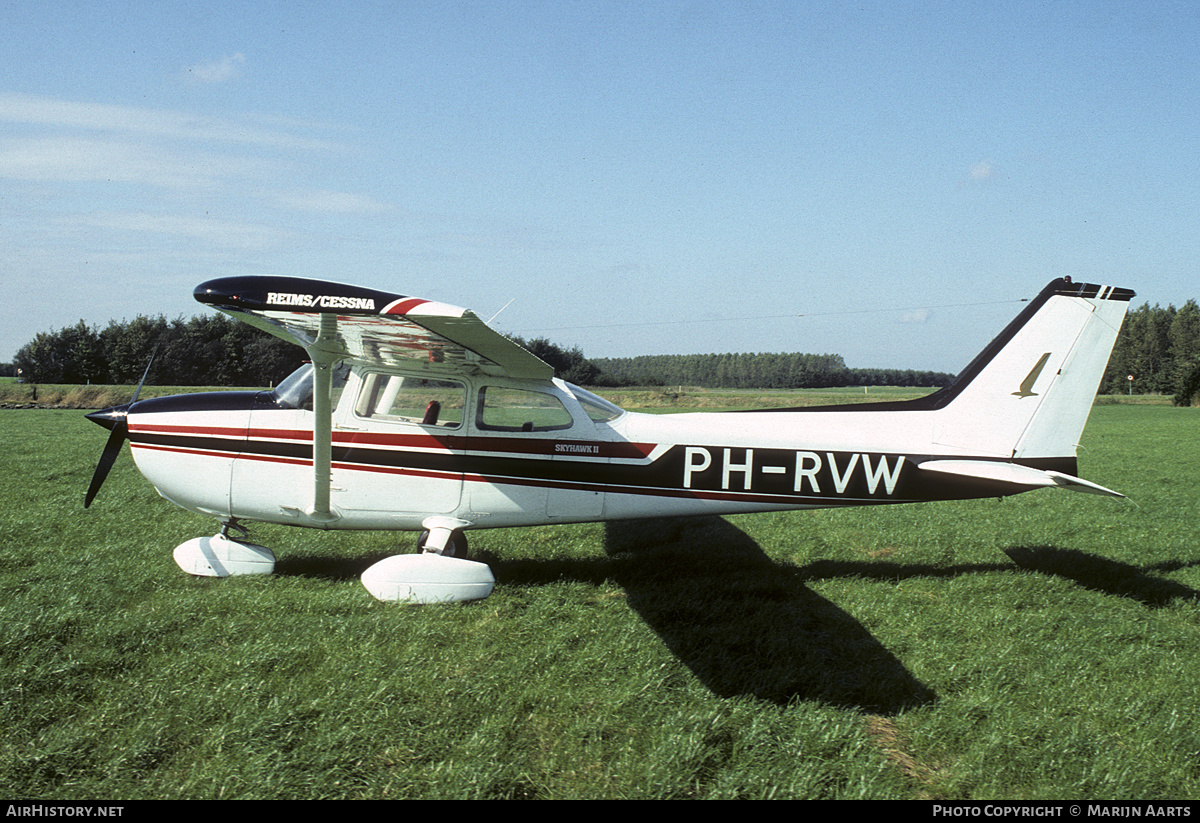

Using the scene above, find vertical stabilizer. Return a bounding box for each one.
[931,280,1133,460]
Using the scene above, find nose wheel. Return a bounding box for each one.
[173,521,275,577]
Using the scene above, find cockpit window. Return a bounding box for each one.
[272,362,350,411]
[567,383,625,423]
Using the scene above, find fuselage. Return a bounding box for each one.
[117,364,1066,533]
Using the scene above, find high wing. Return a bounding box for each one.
[195,275,551,524]
[194,275,552,380]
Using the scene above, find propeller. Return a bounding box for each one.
[84,350,155,508]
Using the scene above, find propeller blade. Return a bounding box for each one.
[83,347,156,508]
[129,345,158,406]
[85,419,128,508]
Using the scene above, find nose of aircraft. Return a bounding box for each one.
[84,348,157,509]
[85,403,132,432]
[85,402,137,508]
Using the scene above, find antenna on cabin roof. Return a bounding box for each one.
[487,298,515,325]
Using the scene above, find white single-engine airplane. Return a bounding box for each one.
[85,276,1133,603]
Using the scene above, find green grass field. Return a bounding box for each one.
[1,400,1198,799]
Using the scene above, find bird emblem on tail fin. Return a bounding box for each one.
[1013,352,1051,397]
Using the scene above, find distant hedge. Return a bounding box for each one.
[589,351,952,390]
[12,314,304,387]
[12,297,1200,405]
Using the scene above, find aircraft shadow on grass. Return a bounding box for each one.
[271,519,935,713]
[596,516,938,714]
[1002,546,1200,608]
[796,548,1200,608]
[272,518,1198,713]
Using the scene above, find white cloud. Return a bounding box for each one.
[269,189,391,214]
[0,135,275,188]
[2,137,382,219]
[0,92,345,152]
[182,53,246,84]
[0,92,380,275]
[897,308,930,324]
[69,211,287,251]
[968,160,994,181]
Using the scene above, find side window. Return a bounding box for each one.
[354,374,466,428]
[477,387,573,432]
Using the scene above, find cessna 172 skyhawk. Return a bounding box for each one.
[85,276,1133,603]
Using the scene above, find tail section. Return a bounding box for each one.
[928,279,1133,463]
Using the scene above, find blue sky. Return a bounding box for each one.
[2,1,1196,373]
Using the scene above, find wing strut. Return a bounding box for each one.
[307,314,339,524]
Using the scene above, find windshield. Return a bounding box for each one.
[272,362,350,410]
[567,383,625,423]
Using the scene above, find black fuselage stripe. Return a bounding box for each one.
[130,430,1076,505]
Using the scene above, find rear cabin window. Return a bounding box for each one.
[477,387,573,432]
[568,384,625,423]
[354,374,465,428]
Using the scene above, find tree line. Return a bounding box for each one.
[11,315,304,387]
[1100,300,1200,402]
[588,351,952,390]
[7,321,951,391]
[590,301,1200,403]
[9,300,1200,405]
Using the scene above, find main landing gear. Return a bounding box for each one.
[172,517,494,604]
[361,517,494,604]
[416,528,468,559]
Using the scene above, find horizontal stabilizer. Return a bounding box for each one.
[1044,470,1125,498]
[918,460,1124,498]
